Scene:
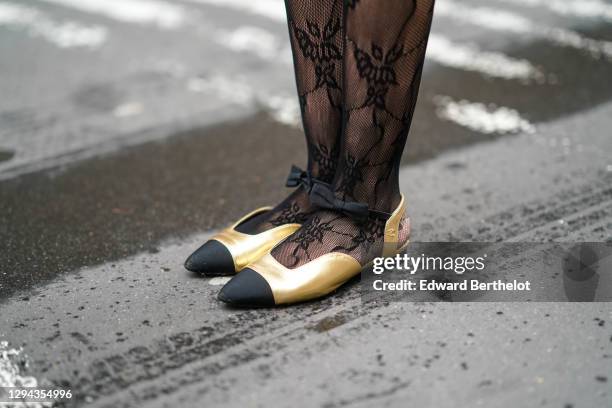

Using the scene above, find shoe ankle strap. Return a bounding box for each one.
[309,183,392,222]
[285,165,319,192]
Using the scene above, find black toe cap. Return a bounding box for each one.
[218,268,275,307]
[184,240,235,276]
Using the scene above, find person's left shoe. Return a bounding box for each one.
[218,193,409,306]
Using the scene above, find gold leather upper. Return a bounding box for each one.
[212,207,301,272]
[253,252,362,305]
[383,194,406,257]
[246,195,409,305]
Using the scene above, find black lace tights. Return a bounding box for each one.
[236,0,343,234]
[271,0,434,267]
[244,0,434,269]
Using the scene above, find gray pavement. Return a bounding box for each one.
[2,101,612,407]
[1,0,611,407]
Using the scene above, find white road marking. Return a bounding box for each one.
[496,0,612,22]
[187,75,255,106]
[436,0,612,60]
[265,94,301,126]
[216,26,543,83]
[35,0,186,29]
[186,74,300,126]
[182,0,286,22]
[0,2,107,48]
[219,25,280,60]
[434,95,536,134]
[427,34,544,81]
[213,25,292,64]
[113,102,144,118]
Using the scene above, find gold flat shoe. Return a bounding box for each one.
[218,194,409,306]
[184,207,301,276]
[185,165,318,276]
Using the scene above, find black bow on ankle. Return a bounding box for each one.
[309,183,371,222]
[285,165,314,191]
[310,183,392,221]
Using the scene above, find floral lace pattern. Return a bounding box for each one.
[293,16,342,90]
[334,153,365,199]
[272,0,433,267]
[343,217,385,253]
[353,42,403,109]
[269,202,311,227]
[334,0,434,211]
[272,209,410,268]
[282,215,337,266]
[309,141,339,183]
[234,0,344,235]
[288,0,343,180]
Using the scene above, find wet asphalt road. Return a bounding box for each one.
[1,0,612,407]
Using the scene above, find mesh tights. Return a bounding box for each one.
[271,0,435,267]
[236,0,343,234]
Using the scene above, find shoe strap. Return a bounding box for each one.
[285,165,318,192]
[309,183,392,222]
[383,194,406,256]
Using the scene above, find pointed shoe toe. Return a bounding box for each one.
[184,240,235,276]
[218,194,410,306]
[218,268,275,307]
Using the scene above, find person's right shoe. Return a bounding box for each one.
[184,207,301,277]
[184,165,321,277]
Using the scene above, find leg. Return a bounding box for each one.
[218,0,436,306]
[235,0,344,233]
[185,0,345,275]
[271,0,435,267]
